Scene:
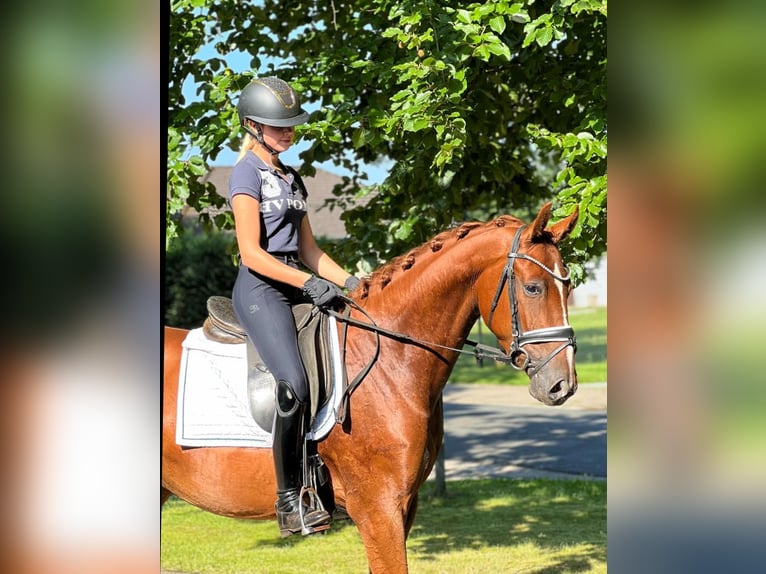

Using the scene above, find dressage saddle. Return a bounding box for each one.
[202,295,334,428]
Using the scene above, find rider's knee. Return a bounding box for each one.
[276,379,304,417]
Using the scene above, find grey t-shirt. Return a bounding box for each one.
[228,151,308,254]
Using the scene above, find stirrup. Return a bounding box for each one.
[276,498,331,538]
[294,421,331,536]
[298,484,329,536]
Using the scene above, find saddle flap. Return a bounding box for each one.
[295,304,333,423]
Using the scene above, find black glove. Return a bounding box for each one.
[303,275,344,308]
[344,275,361,292]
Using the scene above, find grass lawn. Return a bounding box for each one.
[162,478,606,574]
[450,306,607,385]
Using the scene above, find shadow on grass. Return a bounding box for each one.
[410,479,606,570]
[163,478,605,572]
[249,516,358,549]
[535,556,598,573]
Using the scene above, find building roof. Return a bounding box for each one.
[193,165,350,239]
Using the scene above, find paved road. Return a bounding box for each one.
[436,383,606,480]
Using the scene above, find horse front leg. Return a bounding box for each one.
[404,493,418,538]
[348,491,413,574]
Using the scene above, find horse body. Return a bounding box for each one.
[162,203,579,572]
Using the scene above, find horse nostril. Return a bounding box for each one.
[549,380,564,395]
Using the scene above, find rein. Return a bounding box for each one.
[329,300,513,365]
[329,224,576,422]
[328,298,508,424]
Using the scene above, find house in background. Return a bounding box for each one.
[570,257,607,308]
[196,165,349,240]
[195,165,606,307]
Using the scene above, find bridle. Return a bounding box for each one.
[328,223,576,421]
[486,224,577,377]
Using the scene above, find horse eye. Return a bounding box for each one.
[524,283,542,296]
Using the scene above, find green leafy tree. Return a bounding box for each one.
[167,0,606,282]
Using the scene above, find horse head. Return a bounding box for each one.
[476,202,580,406]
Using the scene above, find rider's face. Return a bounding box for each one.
[258,123,295,152]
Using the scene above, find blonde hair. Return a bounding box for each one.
[236,133,259,163]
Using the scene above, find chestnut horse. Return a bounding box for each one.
[162,202,579,573]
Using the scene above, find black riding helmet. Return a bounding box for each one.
[237,77,309,129]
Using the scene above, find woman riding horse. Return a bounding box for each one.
[163,200,579,572]
[228,77,360,537]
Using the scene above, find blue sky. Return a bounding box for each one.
[183,44,390,184]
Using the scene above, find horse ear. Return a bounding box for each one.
[547,205,579,244]
[529,202,553,240]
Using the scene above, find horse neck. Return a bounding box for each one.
[356,223,515,396]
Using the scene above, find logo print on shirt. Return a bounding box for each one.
[261,172,282,199]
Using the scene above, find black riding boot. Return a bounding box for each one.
[273,380,331,537]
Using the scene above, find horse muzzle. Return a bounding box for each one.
[546,376,578,405]
[517,326,578,406]
[528,370,578,406]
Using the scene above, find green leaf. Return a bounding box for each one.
[536,26,553,47]
[489,16,506,34]
[456,9,472,24]
[402,116,430,132]
[522,24,537,48]
[352,128,366,149]
[168,0,606,272]
[474,44,491,60]
[382,27,403,39]
[487,41,511,60]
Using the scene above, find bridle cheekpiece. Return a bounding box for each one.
[487,225,577,376]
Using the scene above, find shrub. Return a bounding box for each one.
[164,231,238,328]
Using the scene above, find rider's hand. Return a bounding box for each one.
[344,275,361,292]
[303,275,344,309]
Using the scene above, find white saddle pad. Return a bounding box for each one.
[175,317,342,448]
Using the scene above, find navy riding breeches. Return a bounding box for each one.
[231,264,310,403]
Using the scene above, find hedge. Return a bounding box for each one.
[164,231,239,329]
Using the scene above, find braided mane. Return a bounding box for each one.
[357,215,523,299]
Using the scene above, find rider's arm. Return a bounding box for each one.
[298,215,354,287]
